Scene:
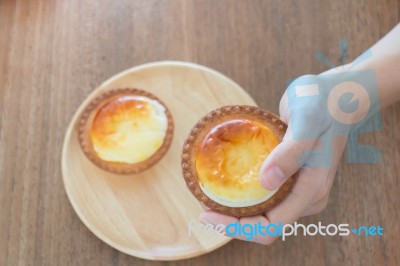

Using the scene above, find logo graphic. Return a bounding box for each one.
[286,40,382,167]
[188,220,384,241]
[327,81,370,125]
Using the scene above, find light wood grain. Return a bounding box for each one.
[62,61,257,260]
[1,0,399,265]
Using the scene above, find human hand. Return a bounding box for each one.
[199,70,365,244]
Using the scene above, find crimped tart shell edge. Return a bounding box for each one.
[181,105,296,217]
[78,88,174,175]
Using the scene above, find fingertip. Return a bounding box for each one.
[260,175,276,191]
[259,166,286,191]
[199,211,214,225]
[200,202,210,210]
[199,211,238,225]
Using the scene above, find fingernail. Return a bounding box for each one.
[260,166,286,190]
[199,214,215,225]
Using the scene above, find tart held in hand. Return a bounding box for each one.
[181,105,296,217]
[78,88,174,174]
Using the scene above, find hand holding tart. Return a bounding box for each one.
[78,88,173,174]
[181,105,296,217]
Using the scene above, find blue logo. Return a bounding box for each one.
[286,41,382,167]
[188,220,384,241]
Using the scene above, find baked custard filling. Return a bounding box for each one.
[90,95,168,164]
[195,119,279,207]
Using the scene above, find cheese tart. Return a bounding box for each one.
[181,105,296,217]
[78,88,173,174]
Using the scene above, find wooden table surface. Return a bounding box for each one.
[1,0,399,265]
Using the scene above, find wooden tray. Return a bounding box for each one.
[61,61,257,260]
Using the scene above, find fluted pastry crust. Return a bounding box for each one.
[78,88,174,174]
[181,105,296,217]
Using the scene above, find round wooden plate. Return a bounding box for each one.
[61,61,257,261]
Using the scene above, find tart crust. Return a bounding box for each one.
[78,88,174,174]
[181,105,296,217]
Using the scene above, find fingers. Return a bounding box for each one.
[279,92,290,123]
[266,167,319,223]
[199,210,238,225]
[237,216,275,244]
[255,168,329,244]
[199,211,274,244]
[300,142,344,216]
[302,196,329,216]
[199,158,327,245]
[262,79,334,191]
[259,124,318,191]
[199,168,325,245]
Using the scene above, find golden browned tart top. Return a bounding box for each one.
[79,88,173,174]
[182,105,296,217]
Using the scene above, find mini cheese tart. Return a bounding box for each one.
[78,88,173,174]
[181,105,296,217]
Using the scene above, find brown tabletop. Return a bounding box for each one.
[1,1,399,265]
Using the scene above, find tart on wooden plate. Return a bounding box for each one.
[78,88,174,174]
[181,105,296,217]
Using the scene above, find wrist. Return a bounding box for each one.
[317,65,378,129]
[349,53,400,109]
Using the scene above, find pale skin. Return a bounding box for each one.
[200,23,400,244]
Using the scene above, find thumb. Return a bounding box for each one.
[259,124,317,190]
